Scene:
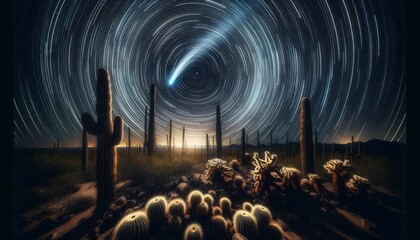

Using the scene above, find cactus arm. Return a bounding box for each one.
[81,112,98,134]
[111,116,124,146]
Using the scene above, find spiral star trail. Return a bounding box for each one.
[14,0,406,148]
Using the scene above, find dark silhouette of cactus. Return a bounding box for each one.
[286,132,289,159]
[212,206,222,216]
[81,68,123,213]
[324,159,354,200]
[351,135,354,159]
[322,143,326,161]
[241,129,246,165]
[182,126,185,154]
[183,223,204,240]
[168,198,187,217]
[331,143,335,158]
[113,210,149,240]
[144,107,148,155]
[206,134,209,160]
[216,104,222,158]
[300,97,314,177]
[147,84,156,155]
[145,195,167,231]
[229,138,232,156]
[233,210,258,240]
[56,137,60,157]
[357,141,361,158]
[314,130,318,164]
[212,135,215,158]
[262,222,283,240]
[128,127,131,149]
[169,120,172,158]
[168,215,182,233]
[53,142,56,156]
[82,128,88,170]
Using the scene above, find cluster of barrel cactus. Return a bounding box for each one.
[112,189,283,239]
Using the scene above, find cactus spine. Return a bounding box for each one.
[300,97,314,177]
[216,104,222,158]
[82,128,88,170]
[81,68,123,213]
[147,84,156,155]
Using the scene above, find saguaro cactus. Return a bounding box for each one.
[286,132,289,159]
[182,126,186,153]
[128,127,131,149]
[241,129,246,165]
[300,97,314,177]
[314,130,318,164]
[169,120,172,158]
[206,134,209,160]
[216,105,222,158]
[351,135,354,159]
[148,84,156,155]
[144,107,148,154]
[82,128,88,170]
[81,68,124,213]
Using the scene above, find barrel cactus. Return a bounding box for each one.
[81,68,124,213]
[168,198,187,218]
[203,194,214,216]
[262,222,283,240]
[210,215,228,239]
[183,223,204,240]
[113,211,149,240]
[196,201,209,219]
[187,190,203,215]
[233,210,258,240]
[168,215,183,232]
[252,204,272,232]
[212,206,222,216]
[242,202,253,212]
[219,197,232,217]
[145,196,168,231]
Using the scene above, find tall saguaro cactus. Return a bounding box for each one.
[257,130,260,156]
[182,126,185,153]
[82,128,88,170]
[169,120,172,158]
[206,134,209,160]
[144,107,148,155]
[128,127,131,150]
[300,97,314,177]
[216,105,222,158]
[81,68,124,213]
[241,129,246,165]
[148,84,156,155]
[314,131,318,165]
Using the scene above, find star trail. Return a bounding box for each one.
[14,0,406,148]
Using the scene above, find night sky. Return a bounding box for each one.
[14,0,406,148]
